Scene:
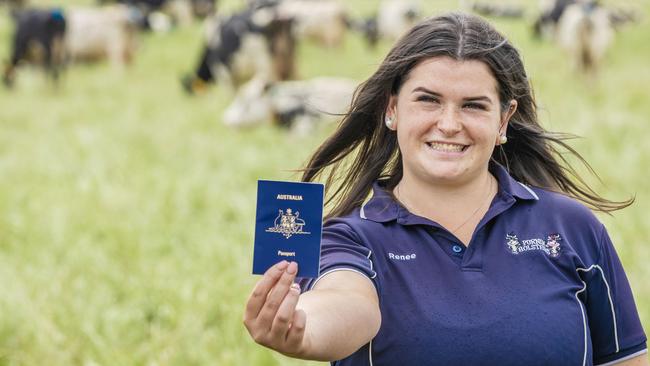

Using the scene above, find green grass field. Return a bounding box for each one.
[0,0,649,364]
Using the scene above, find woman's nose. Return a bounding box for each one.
[436,106,462,135]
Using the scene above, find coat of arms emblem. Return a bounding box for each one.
[266,208,310,239]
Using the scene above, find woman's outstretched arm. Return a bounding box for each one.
[243,261,381,361]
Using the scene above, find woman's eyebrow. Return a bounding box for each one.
[411,87,493,104]
[411,86,441,96]
[464,96,493,104]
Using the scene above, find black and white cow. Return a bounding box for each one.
[273,0,349,48]
[3,5,142,88]
[533,0,576,39]
[64,5,140,67]
[3,8,67,88]
[535,0,637,39]
[222,76,356,134]
[356,0,420,48]
[181,5,296,94]
[556,1,613,75]
[99,0,215,31]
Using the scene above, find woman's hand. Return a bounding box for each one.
[243,261,309,358]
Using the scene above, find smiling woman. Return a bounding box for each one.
[388,58,509,182]
[243,12,648,366]
[385,57,516,241]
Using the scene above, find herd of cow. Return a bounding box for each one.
[1,0,639,133]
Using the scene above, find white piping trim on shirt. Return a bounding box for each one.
[308,268,373,291]
[360,204,367,219]
[517,182,539,200]
[367,250,377,278]
[575,281,589,366]
[369,340,374,366]
[577,265,620,352]
[596,348,648,366]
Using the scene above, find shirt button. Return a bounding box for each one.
[452,245,463,253]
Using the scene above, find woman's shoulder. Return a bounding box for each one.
[323,206,394,243]
[527,186,601,224]
[324,207,380,231]
[526,186,607,251]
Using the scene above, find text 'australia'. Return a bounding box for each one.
[277,194,303,201]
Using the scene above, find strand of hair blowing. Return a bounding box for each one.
[301,12,632,220]
[300,76,401,220]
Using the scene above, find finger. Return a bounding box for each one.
[257,261,298,327]
[269,283,301,340]
[245,261,289,321]
[285,308,307,349]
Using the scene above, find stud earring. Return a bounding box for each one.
[499,135,508,145]
[385,115,395,129]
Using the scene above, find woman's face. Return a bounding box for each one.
[387,56,516,187]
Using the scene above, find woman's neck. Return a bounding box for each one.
[394,172,498,245]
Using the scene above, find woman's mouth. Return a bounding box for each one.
[426,141,468,152]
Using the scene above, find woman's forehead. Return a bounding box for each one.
[402,56,499,96]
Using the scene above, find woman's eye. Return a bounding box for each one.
[416,95,438,103]
[464,103,487,110]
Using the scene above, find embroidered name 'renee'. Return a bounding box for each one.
[389,252,417,260]
[277,194,303,200]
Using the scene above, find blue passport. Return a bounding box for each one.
[253,180,324,278]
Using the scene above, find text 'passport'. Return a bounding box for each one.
[253,180,324,278]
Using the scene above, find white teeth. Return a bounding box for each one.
[428,142,465,152]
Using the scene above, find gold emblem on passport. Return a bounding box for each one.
[266,208,310,239]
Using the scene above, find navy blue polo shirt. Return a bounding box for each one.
[299,164,647,366]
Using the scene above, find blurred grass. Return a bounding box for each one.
[0,0,649,365]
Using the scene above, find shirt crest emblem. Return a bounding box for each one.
[266,208,310,239]
[546,233,561,258]
[505,232,562,258]
[506,233,520,254]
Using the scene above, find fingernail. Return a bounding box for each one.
[286,261,297,274]
[290,283,301,293]
[277,261,289,270]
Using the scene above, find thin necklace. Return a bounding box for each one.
[395,175,496,234]
[449,175,495,234]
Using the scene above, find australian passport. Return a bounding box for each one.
[253,180,324,278]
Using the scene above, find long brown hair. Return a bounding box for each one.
[301,12,632,219]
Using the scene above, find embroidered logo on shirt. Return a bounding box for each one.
[505,232,562,257]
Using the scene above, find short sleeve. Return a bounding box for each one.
[584,225,647,365]
[298,219,379,293]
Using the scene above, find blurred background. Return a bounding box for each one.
[0,0,648,364]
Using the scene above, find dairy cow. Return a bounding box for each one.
[357,0,420,48]
[64,5,140,67]
[3,8,66,87]
[273,0,348,48]
[222,76,356,134]
[556,1,613,75]
[533,0,576,39]
[182,5,295,94]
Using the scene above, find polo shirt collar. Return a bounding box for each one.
[360,181,399,223]
[360,163,539,224]
[490,163,540,202]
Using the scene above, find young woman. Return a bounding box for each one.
[244,12,647,366]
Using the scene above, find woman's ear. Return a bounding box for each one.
[499,99,517,135]
[385,96,398,130]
